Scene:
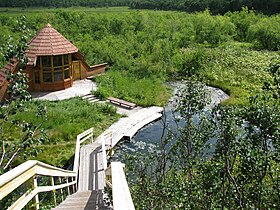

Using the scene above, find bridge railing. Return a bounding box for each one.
[73,127,94,173]
[0,127,135,210]
[0,160,76,210]
[105,162,135,210]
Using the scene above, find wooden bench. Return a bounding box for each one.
[108,96,136,109]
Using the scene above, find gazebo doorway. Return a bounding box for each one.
[73,60,81,80]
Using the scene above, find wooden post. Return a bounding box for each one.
[101,134,107,170]
[66,177,70,196]
[59,177,64,202]
[50,176,57,207]
[71,177,76,193]
[33,176,39,210]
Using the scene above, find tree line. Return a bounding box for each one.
[130,0,280,15]
[0,0,279,15]
[0,0,131,8]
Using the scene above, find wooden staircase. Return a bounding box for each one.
[51,190,111,210]
[52,141,110,210]
[82,93,100,104]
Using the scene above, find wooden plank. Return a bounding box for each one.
[124,113,162,139]
[108,96,136,109]
[78,143,105,191]
[111,162,135,210]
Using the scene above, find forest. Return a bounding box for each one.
[0,5,279,210]
[0,0,279,15]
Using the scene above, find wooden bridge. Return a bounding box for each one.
[0,106,163,210]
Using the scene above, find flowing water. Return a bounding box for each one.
[112,85,229,161]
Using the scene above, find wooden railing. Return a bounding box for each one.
[73,127,94,173]
[0,127,135,209]
[105,162,135,210]
[0,160,76,210]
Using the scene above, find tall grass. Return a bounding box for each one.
[10,97,120,167]
[93,70,172,107]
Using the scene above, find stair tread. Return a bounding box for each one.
[52,190,110,210]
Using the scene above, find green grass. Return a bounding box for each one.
[200,42,279,105]
[93,70,172,107]
[9,97,120,167]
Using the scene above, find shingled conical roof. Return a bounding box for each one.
[25,23,78,65]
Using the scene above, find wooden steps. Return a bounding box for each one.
[78,143,105,191]
[82,93,100,104]
[51,190,111,210]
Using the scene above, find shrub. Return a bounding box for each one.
[192,10,236,46]
[226,7,260,41]
[247,15,280,51]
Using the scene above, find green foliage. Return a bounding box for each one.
[0,8,278,105]
[248,14,280,51]
[200,43,278,105]
[126,79,279,209]
[0,17,47,173]
[130,0,280,15]
[226,7,260,42]
[173,47,206,77]
[192,10,236,46]
[94,70,171,107]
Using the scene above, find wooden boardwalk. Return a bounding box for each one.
[96,106,163,147]
[54,106,163,209]
[78,143,105,191]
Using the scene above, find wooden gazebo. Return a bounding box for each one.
[24,23,106,92]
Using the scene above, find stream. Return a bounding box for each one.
[112,85,229,161]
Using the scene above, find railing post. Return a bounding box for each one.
[101,134,107,171]
[50,176,57,207]
[71,177,76,192]
[59,177,64,202]
[66,177,70,196]
[91,128,94,143]
[33,176,39,210]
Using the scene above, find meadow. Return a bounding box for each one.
[0,7,279,167]
[1,7,279,106]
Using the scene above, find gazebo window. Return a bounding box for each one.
[64,54,70,79]
[53,55,63,67]
[37,54,72,84]
[53,55,63,81]
[64,54,69,65]
[42,56,52,82]
[34,58,40,84]
[42,56,51,69]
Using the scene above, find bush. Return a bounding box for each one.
[172,47,206,77]
[226,7,260,41]
[247,15,280,51]
[192,10,236,46]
